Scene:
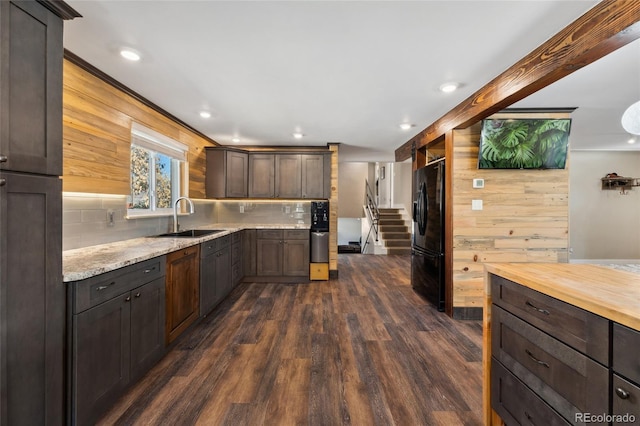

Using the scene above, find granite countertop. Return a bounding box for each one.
[485,262,640,330]
[63,223,309,282]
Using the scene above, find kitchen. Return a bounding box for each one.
[1,1,640,425]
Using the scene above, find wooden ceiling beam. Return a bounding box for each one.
[395,0,640,162]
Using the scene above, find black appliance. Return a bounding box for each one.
[310,201,329,232]
[310,201,329,262]
[411,159,445,311]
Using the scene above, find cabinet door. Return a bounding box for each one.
[275,154,301,198]
[165,246,200,344]
[256,239,283,276]
[130,277,166,381]
[283,238,310,276]
[301,154,325,199]
[0,1,63,176]
[248,154,275,197]
[200,252,217,316]
[243,229,257,276]
[0,172,63,425]
[74,294,131,426]
[215,248,232,300]
[226,150,248,197]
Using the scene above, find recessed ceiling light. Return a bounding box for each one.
[399,123,415,131]
[439,82,459,93]
[293,132,304,139]
[628,137,636,144]
[232,137,240,143]
[199,111,211,119]
[120,48,141,61]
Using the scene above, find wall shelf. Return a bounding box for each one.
[601,174,640,194]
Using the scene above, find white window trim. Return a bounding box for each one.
[127,123,189,218]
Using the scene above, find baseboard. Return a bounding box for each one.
[329,269,339,279]
[570,258,640,264]
[452,307,483,320]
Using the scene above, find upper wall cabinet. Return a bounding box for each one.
[207,147,330,200]
[206,148,248,198]
[0,1,64,176]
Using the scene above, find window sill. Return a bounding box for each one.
[125,211,190,220]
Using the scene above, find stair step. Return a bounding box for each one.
[384,239,411,247]
[381,232,411,240]
[379,225,407,233]
[379,213,402,220]
[378,219,405,226]
[386,247,411,255]
[379,208,400,214]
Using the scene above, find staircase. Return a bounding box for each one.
[378,208,411,255]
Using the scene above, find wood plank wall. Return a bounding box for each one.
[62,60,217,197]
[451,112,570,309]
[328,143,339,274]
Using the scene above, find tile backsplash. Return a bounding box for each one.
[63,194,311,250]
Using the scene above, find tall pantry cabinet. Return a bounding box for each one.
[0,1,80,424]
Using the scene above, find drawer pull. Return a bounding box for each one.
[615,387,631,399]
[525,301,550,316]
[0,154,7,163]
[525,349,550,368]
[524,411,534,422]
[96,282,116,291]
[125,296,131,302]
[135,292,141,298]
[0,178,5,187]
[143,268,154,274]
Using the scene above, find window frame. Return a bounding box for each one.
[126,123,189,218]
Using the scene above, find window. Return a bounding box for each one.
[127,123,188,216]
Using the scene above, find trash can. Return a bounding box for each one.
[310,231,329,263]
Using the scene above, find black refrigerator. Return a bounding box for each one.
[411,159,445,311]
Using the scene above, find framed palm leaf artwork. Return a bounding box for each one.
[478,118,571,169]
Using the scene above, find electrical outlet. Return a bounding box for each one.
[471,200,483,211]
[107,210,115,227]
[473,178,485,188]
[239,204,245,213]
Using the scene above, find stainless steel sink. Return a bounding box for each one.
[155,229,225,238]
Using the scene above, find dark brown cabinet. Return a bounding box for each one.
[200,236,231,316]
[301,154,327,198]
[249,154,275,197]
[275,154,301,198]
[256,230,309,278]
[243,229,257,277]
[0,1,79,424]
[69,257,166,426]
[166,246,200,344]
[490,274,610,425]
[613,324,640,422]
[1,172,63,425]
[205,148,248,198]
[0,1,64,176]
[231,231,243,286]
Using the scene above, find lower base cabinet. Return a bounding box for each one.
[69,257,166,425]
[165,246,200,344]
[200,236,231,316]
[254,229,309,280]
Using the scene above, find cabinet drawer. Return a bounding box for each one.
[284,229,309,240]
[491,274,609,364]
[200,236,231,258]
[491,359,570,426]
[613,323,640,385]
[73,256,165,314]
[492,305,608,422]
[613,374,640,423]
[257,229,283,239]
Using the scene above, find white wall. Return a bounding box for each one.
[338,162,369,217]
[392,160,413,215]
[570,151,640,260]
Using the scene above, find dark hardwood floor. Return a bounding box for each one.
[98,254,483,425]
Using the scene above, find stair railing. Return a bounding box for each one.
[362,179,380,253]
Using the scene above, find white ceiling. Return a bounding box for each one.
[63,0,639,162]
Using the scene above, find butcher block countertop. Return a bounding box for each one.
[63,223,309,282]
[484,262,640,330]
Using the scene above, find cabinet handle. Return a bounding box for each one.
[525,349,550,368]
[524,411,533,422]
[96,282,116,291]
[143,267,154,274]
[0,154,6,163]
[125,296,131,302]
[525,300,550,316]
[616,387,631,399]
[135,292,141,298]
[0,178,5,187]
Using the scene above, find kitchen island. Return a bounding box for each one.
[483,263,640,425]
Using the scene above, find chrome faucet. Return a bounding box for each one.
[173,197,195,233]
